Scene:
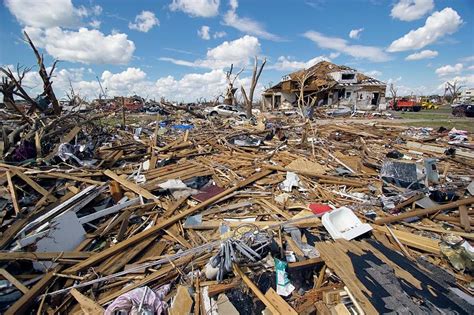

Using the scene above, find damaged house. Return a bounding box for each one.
[262,61,386,111]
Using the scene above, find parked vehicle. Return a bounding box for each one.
[452,103,474,117]
[204,104,247,119]
[420,97,439,110]
[389,97,421,112]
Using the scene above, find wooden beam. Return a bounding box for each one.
[70,288,104,314]
[459,205,471,232]
[0,268,29,294]
[0,251,92,261]
[264,287,298,315]
[103,169,157,200]
[233,264,280,315]
[65,170,273,274]
[5,270,55,315]
[374,197,474,225]
[6,171,20,214]
[10,169,57,202]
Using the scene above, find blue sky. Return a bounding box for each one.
[1,0,473,101]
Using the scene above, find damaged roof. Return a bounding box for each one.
[266,60,385,93]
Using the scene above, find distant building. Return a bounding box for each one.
[461,88,474,100]
[262,61,386,111]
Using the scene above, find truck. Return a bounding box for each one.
[389,97,421,112]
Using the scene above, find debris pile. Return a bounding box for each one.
[1,101,473,314]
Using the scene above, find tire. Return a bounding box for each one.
[412,106,421,112]
[209,111,218,117]
[239,114,247,120]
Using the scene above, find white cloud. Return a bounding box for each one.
[303,31,390,62]
[129,11,159,32]
[349,28,364,39]
[405,49,438,60]
[437,75,474,91]
[365,70,382,78]
[467,65,474,71]
[391,0,434,21]
[460,55,474,63]
[435,63,463,77]
[198,26,211,40]
[387,8,462,52]
[25,26,135,65]
[5,0,102,28]
[223,0,282,41]
[213,31,227,39]
[329,52,340,59]
[169,0,220,17]
[160,35,260,69]
[89,20,101,29]
[269,56,331,71]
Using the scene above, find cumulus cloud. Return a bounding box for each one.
[169,0,220,17]
[405,49,438,60]
[5,0,101,28]
[349,28,364,39]
[25,26,135,64]
[303,31,390,62]
[388,8,462,52]
[391,0,434,21]
[129,11,159,32]
[198,26,211,40]
[213,31,227,39]
[435,63,463,77]
[160,35,261,69]
[223,0,282,41]
[269,56,331,71]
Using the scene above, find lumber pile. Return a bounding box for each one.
[0,105,473,314]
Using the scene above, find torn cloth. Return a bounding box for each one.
[104,285,170,315]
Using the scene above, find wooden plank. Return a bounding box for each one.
[233,264,281,315]
[0,268,29,294]
[70,288,104,314]
[264,287,298,315]
[37,172,103,185]
[65,169,273,274]
[374,197,474,225]
[0,251,92,261]
[5,270,55,315]
[6,171,20,214]
[11,169,57,202]
[103,169,157,200]
[371,225,440,254]
[288,257,323,270]
[459,205,471,232]
[169,285,193,315]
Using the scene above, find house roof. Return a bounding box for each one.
[266,60,385,93]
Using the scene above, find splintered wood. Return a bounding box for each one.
[1,108,473,314]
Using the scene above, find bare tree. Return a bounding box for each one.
[445,80,462,104]
[223,64,244,105]
[23,31,61,115]
[241,56,266,118]
[389,83,398,108]
[295,68,315,118]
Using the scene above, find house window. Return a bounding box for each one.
[341,73,355,80]
[346,92,352,98]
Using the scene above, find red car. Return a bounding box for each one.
[389,98,421,112]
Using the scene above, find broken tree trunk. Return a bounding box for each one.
[23,31,61,115]
[241,56,266,118]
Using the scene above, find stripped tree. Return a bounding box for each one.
[295,68,316,118]
[223,64,244,105]
[444,80,462,104]
[23,31,61,115]
[241,56,266,118]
